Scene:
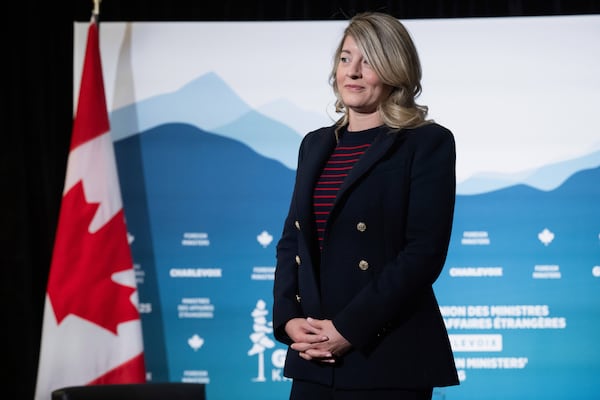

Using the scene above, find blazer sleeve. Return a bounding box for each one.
[272,136,307,345]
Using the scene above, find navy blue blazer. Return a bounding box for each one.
[273,123,459,389]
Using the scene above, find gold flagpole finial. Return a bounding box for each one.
[93,0,101,17]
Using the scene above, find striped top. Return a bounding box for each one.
[312,125,385,251]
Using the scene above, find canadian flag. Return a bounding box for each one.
[34,16,146,400]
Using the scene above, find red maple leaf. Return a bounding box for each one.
[48,181,139,334]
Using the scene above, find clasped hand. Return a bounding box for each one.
[285,317,351,363]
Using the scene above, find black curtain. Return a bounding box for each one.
[5,1,599,399]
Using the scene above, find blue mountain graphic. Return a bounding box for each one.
[115,122,296,264]
[458,149,600,195]
[212,109,301,170]
[110,72,251,142]
[110,71,308,170]
[257,97,335,137]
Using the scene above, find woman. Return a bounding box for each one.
[273,11,459,400]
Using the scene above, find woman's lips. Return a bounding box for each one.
[344,84,364,90]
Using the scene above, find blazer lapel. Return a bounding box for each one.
[295,127,337,262]
[335,129,398,204]
[295,127,337,213]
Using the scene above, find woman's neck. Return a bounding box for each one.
[347,110,384,132]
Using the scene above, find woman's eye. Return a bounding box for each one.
[340,56,350,63]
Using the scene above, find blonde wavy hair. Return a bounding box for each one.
[330,12,430,130]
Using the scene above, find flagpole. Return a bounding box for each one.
[33,1,146,397]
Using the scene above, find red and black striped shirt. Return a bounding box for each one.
[312,125,384,251]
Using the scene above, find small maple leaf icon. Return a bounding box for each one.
[538,228,555,246]
[188,334,205,351]
[48,181,140,334]
[256,230,273,248]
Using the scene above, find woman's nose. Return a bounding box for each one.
[347,61,361,78]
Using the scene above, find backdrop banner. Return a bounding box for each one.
[74,16,600,400]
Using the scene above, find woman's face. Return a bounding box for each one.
[335,35,392,115]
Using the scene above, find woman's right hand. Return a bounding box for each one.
[285,318,335,363]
